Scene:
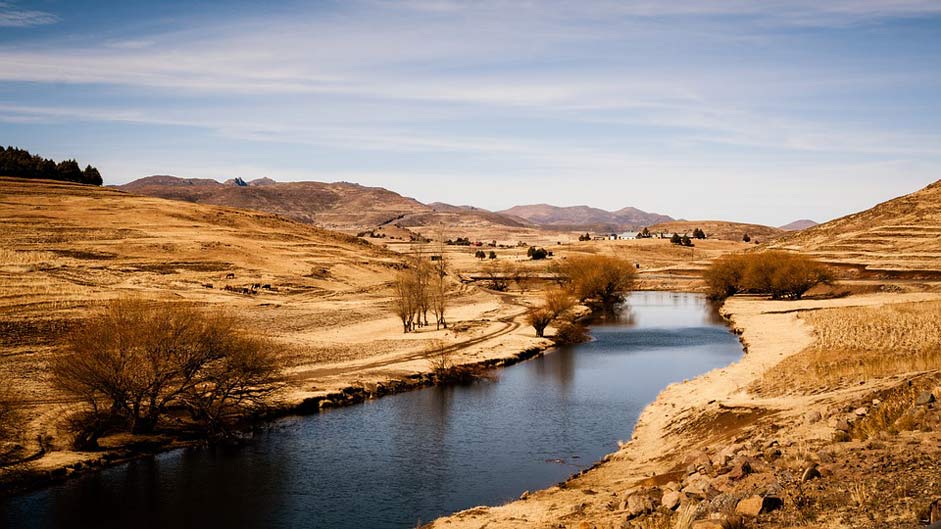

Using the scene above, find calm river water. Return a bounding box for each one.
[0,291,743,529]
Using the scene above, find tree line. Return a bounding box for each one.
[0,146,102,185]
[704,251,832,300]
[392,244,450,333]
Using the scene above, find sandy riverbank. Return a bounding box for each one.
[427,290,941,529]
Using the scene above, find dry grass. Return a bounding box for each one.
[756,301,941,394]
[804,301,941,381]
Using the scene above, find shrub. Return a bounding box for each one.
[704,251,832,300]
[741,251,833,300]
[526,288,575,337]
[704,254,749,300]
[552,254,636,309]
[527,247,549,260]
[53,299,282,442]
[552,321,590,344]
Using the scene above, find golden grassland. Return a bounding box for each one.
[755,300,941,395]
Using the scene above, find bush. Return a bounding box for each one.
[552,321,590,344]
[704,252,832,300]
[527,247,549,260]
[704,254,749,300]
[552,255,636,309]
[526,288,575,337]
[53,299,282,443]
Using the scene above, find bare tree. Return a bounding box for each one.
[53,299,283,444]
[392,271,419,333]
[431,232,450,330]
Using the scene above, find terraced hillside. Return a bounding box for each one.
[766,180,941,274]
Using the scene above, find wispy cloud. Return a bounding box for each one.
[0,1,58,27]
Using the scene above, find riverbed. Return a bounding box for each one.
[0,291,743,529]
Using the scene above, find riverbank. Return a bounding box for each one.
[427,289,941,529]
[0,285,560,497]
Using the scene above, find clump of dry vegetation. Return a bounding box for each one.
[525,288,575,338]
[704,251,831,300]
[52,299,283,447]
[427,344,492,385]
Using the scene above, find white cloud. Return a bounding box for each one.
[0,1,58,27]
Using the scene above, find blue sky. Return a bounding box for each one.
[1,1,940,225]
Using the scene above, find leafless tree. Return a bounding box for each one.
[53,299,283,444]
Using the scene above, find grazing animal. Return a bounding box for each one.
[202,283,213,289]
[261,284,272,289]
[225,272,236,279]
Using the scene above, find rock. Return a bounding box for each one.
[661,490,683,511]
[916,391,936,406]
[736,495,783,517]
[763,447,782,461]
[854,407,868,417]
[682,473,716,498]
[801,463,821,482]
[727,458,753,480]
[833,419,852,432]
[577,522,591,529]
[687,450,714,475]
[803,411,822,424]
[624,493,657,518]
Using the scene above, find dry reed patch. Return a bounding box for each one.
[753,300,941,395]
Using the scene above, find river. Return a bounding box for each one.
[0,291,743,529]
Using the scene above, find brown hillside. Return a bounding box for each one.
[766,179,941,273]
[647,220,784,242]
[120,176,531,233]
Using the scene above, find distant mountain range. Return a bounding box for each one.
[778,219,818,231]
[497,204,673,232]
[118,176,674,233]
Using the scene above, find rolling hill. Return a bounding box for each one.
[119,176,533,233]
[766,179,941,273]
[647,220,784,242]
[498,204,672,232]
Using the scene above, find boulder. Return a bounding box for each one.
[661,490,684,511]
[682,473,716,498]
[727,458,753,480]
[833,419,852,432]
[854,407,868,417]
[687,450,714,475]
[803,411,822,424]
[735,495,783,517]
[624,493,657,518]
[916,391,936,406]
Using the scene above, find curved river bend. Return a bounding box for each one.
[0,291,743,529]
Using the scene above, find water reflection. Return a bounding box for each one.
[1,291,743,529]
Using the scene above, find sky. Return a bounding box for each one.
[1,1,940,226]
